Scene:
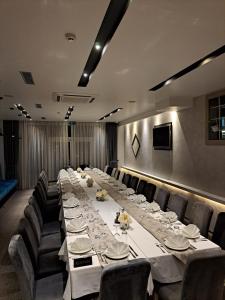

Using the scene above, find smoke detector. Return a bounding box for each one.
[65,33,76,42]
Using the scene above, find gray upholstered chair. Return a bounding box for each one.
[187,202,213,237]
[114,169,120,179]
[28,196,60,236]
[122,173,132,187]
[136,180,147,194]
[157,250,225,300]
[212,212,225,249]
[17,218,64,279]
[98,258,151,300]
[143,182,156,203]
[166,194,187,221]
[111,168,117,177]
[154,188,170,211]
[129,176,139,191]
[24,205,62,255]
[118,171,125,182]
[39,170,59,199]
[8,234,64,300]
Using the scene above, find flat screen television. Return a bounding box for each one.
[153,122,172,150]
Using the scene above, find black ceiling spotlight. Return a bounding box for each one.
[149,44,225,91]
[65,106,74,121]
[98,107,123,121]
[14,104,32,119]
[78,0,131,87]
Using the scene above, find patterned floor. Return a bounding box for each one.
[0,190,32,300]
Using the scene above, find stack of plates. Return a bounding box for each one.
[182,224,200,239]
[67,219,87,233]
[63,197,80,208]
[164,234,190,251]
[146,201,160,212]
[64,209,82,219]
[163,211,178,223]
[68,237,92,254]
[62,192,74,200]
[105,241,129,259]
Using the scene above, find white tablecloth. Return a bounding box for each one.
[62,173,220,299]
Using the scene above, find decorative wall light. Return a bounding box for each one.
[132,134,140,158]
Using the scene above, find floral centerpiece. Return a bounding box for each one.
[77,167,82,173]
[86,177,94,187]
[81,172,86,179]
[118,209,132,230]
[96,189,108,201]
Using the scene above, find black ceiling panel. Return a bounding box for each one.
[78,0,131,87]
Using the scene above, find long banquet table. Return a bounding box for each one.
[60,170,220,300]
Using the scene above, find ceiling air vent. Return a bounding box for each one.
[20,71,35,85]
[35,103,42,108]
[53,93,96,104]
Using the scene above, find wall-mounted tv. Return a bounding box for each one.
[153,122,172,150]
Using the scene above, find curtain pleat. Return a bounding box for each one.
[18,121,69,189]
[70,122,107,170]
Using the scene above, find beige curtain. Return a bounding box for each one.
[70,122,107,170]
[18,121,69,189]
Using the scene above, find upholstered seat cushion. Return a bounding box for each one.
[42,221,60,236]
[35,273,64,300]
[38,251,65,279]
[158,282,182,300]
[39,232,62,255]
[47,189,59,199]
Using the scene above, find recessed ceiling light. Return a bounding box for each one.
[65,32,76,42]
[95,43,101,51]
[165,79,173,86]
[128,100,136,103]
[18,114,22,117]
[9,107,14,110]
[201,57,213,66]
[83,73,88,78]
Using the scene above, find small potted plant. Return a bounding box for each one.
[96,189,108,201]
[118,209,132,230]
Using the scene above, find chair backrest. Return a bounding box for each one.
[111,168,117,177]
[188,202,213,237]
[106,166,113,176]
[154,188,170,211]
[24,205,42,244]
[98,258,151,300]
[118,171,124,182]
[166,194,187,221]
[136,180,147,194]
[129,176,139,191]
[143,183,156,203]
[8,235,35,300]
[181,251,225,300]
[40,170,48,189]
[114,169,120,179]
[122,173,132,187]
[28,196,44,229]
[17,218,39,270]
[212,212,225,249]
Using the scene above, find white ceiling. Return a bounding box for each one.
[0,0,224,122]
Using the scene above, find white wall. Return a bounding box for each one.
[120,96,225,198]
[0,120,5,179]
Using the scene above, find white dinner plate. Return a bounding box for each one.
[64,209,82,219]
[164,239,190,251]
[104,242,129,260]
[68,238,92,254]
[182,232,200,239]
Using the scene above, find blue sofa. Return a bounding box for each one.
[0,179,18,205]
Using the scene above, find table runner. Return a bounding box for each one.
[88,171,205,264]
